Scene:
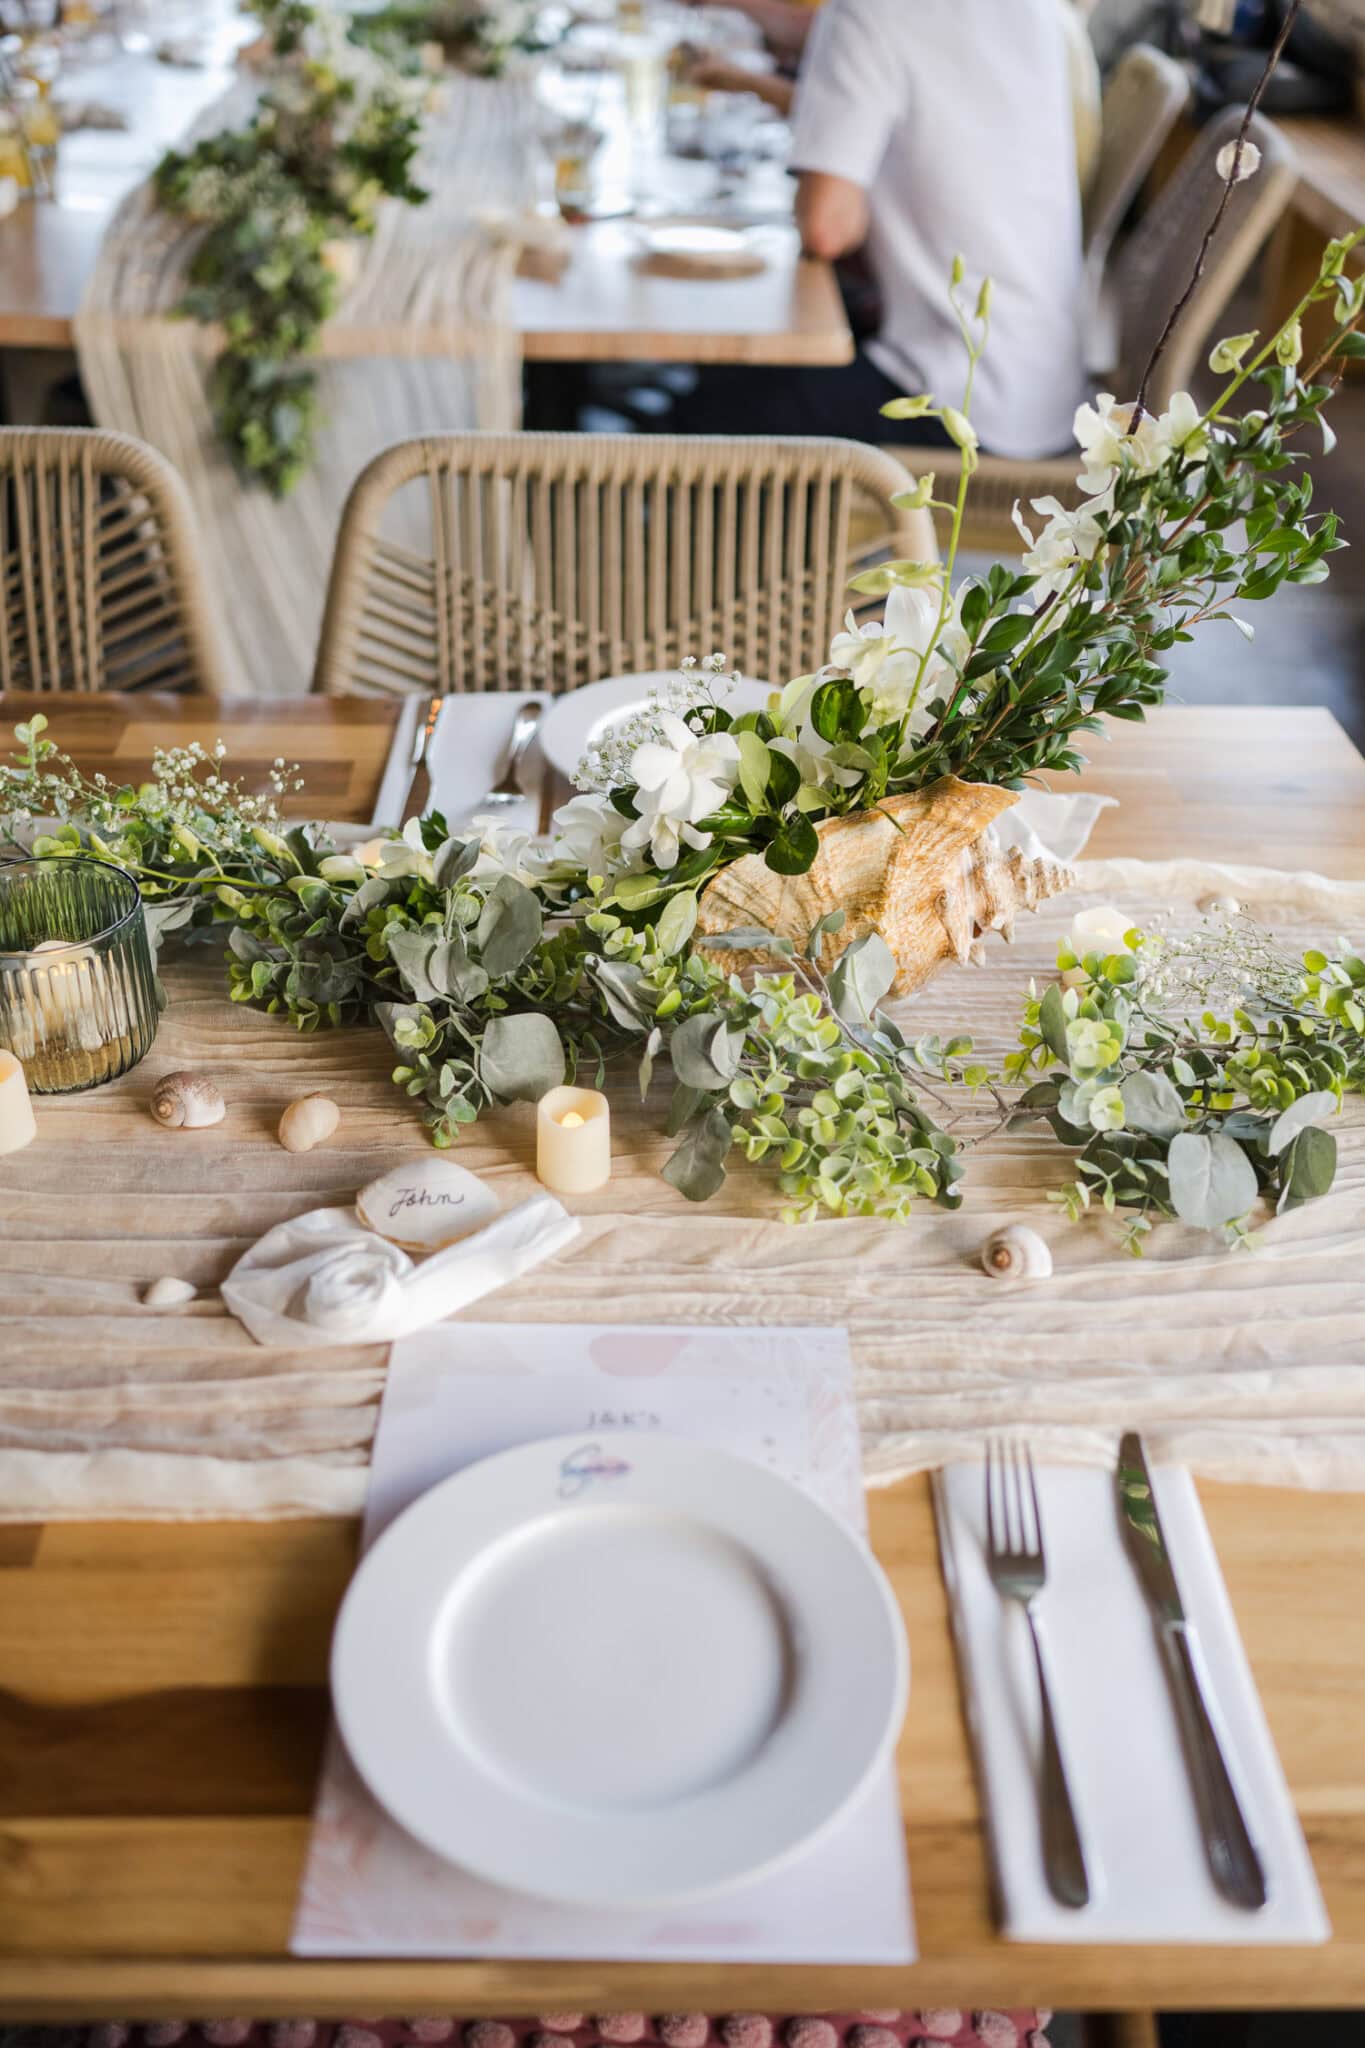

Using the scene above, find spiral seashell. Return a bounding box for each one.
[980,1224,1053,1281]
[696,778,1072,1000]
[150,1071,224,1129]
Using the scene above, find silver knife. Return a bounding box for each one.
[1117,1432,1268,1910]
[397,695,444,828]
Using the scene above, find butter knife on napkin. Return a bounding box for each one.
[1118,1432,1268,1911]
[398,695,444,828]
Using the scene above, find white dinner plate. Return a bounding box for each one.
[331,1432,908,1907]
[538,671,773,785]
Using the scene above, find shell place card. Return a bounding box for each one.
[356,1157,499,1252]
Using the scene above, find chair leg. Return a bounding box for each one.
[1083,2018,1160,2048]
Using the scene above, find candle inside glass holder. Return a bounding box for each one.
[0,858,158,1094]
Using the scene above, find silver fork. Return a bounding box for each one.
[478,700,544,809]
[983,1441,1092,1909]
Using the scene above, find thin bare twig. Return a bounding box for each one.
[1131,0,1303,426]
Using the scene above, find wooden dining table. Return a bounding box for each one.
[0,13,852,372]
[1,693,1365,2023]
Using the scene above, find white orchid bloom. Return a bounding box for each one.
[1157,389,1211,462]
[1073,393,1165,485]
[829,584,966,730]
[464,816,542,883]
[620,711,741,870]
[551,791,634,878]
[318,852,367,884]
[375,815,436,884]
[1011,489,1112,597]
[1074,389,1212,493]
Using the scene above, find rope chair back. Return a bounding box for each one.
[314,433,925,697]
[1111,108,1299,410]
[1083,42,1191,267]
[0,428,226,695]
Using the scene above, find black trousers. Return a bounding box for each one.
[667,349,956,447]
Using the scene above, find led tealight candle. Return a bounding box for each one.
[536,1085,611,1195]
[0,1049,36,1155]
[1064,904,1134,985]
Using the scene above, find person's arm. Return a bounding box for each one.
[794,168,869,261]
[687,53,795,115]
[683,0,815,59]
[787,0,903,257]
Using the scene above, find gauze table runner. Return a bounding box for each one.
[1,857,1363,1521]
[75,70,533,699]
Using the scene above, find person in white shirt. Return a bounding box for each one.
[675,0,1086,459]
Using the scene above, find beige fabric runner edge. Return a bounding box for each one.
[3,852,1364,1522]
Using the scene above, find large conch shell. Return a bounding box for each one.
[695,776,1073,999]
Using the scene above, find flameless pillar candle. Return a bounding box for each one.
[1064,904,1135,985]
[536,1085,611,1195]
[0,1049,36,1155]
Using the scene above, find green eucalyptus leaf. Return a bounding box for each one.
[386,926,441,1001]
[670,1011,744,1090]
[1277,1123,1337,1211]
[479,1011,566,1102]
[655,889,699,958]
[593,958,653,1030]
[1120,1070,1186,1139]
[1167,1130,1259,1231]
[1267,1088,1337,1155]
[476,874,542,976]
[666,1081,710,1136]
[661,1105,734,1203]
[1038,983,1070,1063]
[432,836,480,890]
[827,931,896,1024]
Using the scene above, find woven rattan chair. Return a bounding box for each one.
[0,428,227,694]
[1083,43,1192,272]
[313,433,932,697]
[947,108,1299,555]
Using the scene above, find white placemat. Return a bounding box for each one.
[292,1320,916,1962]
[367,691,550,833]
[934,1459,1329,1943]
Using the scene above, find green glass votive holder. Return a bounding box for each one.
[0,857,158,1093]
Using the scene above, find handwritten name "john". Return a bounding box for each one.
[386,1185,468,1218]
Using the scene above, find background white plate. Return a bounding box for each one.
[332,1432,908,1908]
[538,672,773,785]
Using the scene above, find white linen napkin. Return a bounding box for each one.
[368,692,549,834]
[222,1195,580,1348]
[991,788,1116,864]
[933,1460,1329,1943]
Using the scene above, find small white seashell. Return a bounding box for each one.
[151,1071,225,1129]
[357,1157,498,1251]
[980,1223,1053,1281]
[278,1093,340,1153]
[143,1276,196,1309]
[1199,893,1241,917]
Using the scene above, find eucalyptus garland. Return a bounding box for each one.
[154,0,428,494]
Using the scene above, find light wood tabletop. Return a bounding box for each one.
[1,696,1365,2018]
[0,28,851,369]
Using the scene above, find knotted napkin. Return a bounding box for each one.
[222,1195,579,1349]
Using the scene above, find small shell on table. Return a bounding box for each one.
[150,1071,225,1129]
[695,777,1073,1000]
[980,1224,1053,1281]
[278,1093,340,1154]
[143,1275,196,1309]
